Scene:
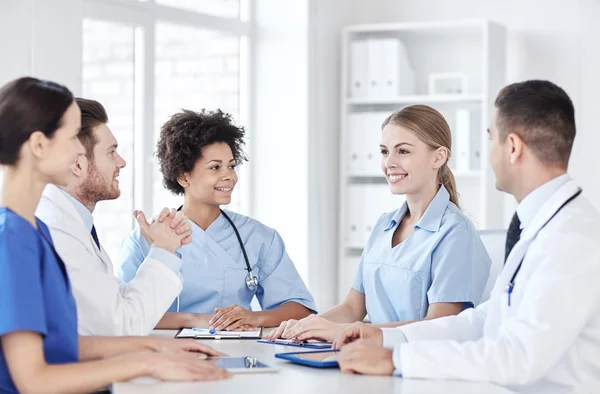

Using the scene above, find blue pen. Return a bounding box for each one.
[191,328,217,334]
[506,283,514,307]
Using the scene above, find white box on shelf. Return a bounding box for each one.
[380,38,415,96]
[350,40,368,98]
[366,39,383,98]
[455,109,471,172]
[346,184,366,246]
[428,72,469,95]
[347,113,366,173]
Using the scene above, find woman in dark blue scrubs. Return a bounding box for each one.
[0,77,230,394]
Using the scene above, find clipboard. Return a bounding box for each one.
[257,339,332,349]
[175,327,263,340]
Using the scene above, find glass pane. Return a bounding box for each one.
[154,22,242,214]
[82,19,135,262]
[157,0,240,19]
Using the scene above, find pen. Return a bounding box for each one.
[191,328,217,334]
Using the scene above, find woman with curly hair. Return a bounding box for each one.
[117,109,316,331]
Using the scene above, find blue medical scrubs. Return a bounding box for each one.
[352,185,491,324]
[117,209,317,314]
[0,208,78,393]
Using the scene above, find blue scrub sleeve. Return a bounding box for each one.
[350,253,366,294]
[255,231,317,313]
[427,221,485,308]
[0,227,47,336]
[116,228,149,283]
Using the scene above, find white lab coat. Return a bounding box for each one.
[383,180,600,393]
[35,185,183,336]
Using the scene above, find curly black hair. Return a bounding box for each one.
[156,109,247,195]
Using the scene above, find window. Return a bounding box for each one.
[81,1,250,262]
[153,22,241,213]
[156,0,241,19]
[82,19,136,261]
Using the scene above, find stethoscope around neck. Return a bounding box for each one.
[177,205,259,292]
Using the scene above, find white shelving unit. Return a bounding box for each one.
[337,20,506,302]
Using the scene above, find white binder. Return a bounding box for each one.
[366,39,383,98]
[346,184,366,247]
[455,109,471,172]
[347,113,366,173]
[350,40,368,98]
[381,38,415,96]
[363,112,388,175]
[363,184,388,242]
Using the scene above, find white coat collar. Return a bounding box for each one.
[42,184,88,229]
[492,179,582,297]
[520,179,581,242]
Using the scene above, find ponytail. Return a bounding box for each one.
[439,164,459,208]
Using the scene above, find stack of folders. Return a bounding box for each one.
[346,184,405,247]
[350,38,415,98]
[175,327,263,339]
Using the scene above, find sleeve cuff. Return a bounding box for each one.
[382,327,408,349]
[392,345,403,376]
[147,247,182,275]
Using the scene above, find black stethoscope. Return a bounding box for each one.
[506,188,582,306]
[178,206,259,291]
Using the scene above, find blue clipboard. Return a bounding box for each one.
[257,339,332,349]
[274,350,339,368]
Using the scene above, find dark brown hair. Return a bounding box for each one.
[75,97,108,160]
[157,109,247,195]
[0,77,74,165]
[382,105,460,207]
[494,80,575,168]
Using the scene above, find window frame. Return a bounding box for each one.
[82,0,253,217]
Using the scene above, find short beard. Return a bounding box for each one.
[76,162,120,212]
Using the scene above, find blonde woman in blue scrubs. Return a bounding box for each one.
[266,105,491,342]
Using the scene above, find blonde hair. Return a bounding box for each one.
[382,104,460,208]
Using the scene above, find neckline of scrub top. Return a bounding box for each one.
[383,185,451,247]
[189,210,226,235]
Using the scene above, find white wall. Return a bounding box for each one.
[306,0,355,309]
[0,0,81,90]
[251,0,310,285]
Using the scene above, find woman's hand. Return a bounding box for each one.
[269,315,346,342]
[151,338,227,356]
[263,319,299,341]
[209,305,258,331]
[140,352,231,381]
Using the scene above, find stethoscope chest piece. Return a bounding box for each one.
[245,273,259,292]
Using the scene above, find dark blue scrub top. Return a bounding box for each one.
[0,208,79,393]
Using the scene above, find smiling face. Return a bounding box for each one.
[37,101,85,186]
[380,123,444,196]
[78,123,126,203]
[178,142,238,206]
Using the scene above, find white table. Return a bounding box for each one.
[112,330,517,394]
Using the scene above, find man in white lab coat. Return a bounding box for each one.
[333,80,600,393]
[36,98,205,336]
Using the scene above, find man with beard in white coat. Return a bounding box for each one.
[36,98,205,336]
[332,80,600,394]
